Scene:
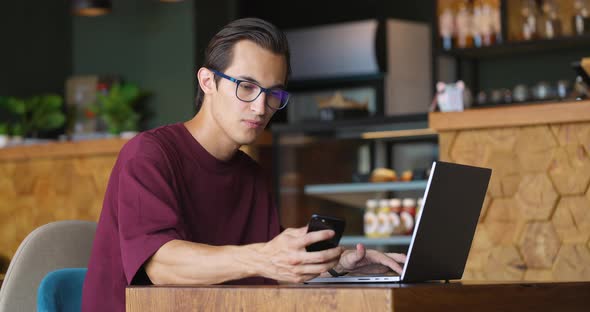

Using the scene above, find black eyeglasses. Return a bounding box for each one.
[211,69,290,110]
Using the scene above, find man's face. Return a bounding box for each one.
[210,40,287,146]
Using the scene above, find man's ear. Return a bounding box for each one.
[197,67,217,95]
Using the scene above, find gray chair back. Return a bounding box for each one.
[0,220,97,312]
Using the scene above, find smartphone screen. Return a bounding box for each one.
[305,214,346,252]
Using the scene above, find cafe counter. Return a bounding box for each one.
[429,100,590,282]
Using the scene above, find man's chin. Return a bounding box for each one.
[234,133,258,146]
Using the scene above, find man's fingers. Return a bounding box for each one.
[299,229,335,248]
[353,243,366,261]
[368,251,404,274]
[386,253,407,264]
[296,260,340,275]
[298,274,319,283]
[285,225,308,236]
[301,247,343,264]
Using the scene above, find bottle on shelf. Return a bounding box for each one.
[455,0,474,48]
[376,199,393,237]
[364,199,379,238]
[388,198,403,235]
[401,198,417,235]
[438,0,456,51]
[474,0,497,47]
[540,0,562,39]
[520,0,541,40]
[473,0,482,47]
[573,0,590,35]
[491,0,503,44]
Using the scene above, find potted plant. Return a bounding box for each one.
[91,83,146,138]
[5,95,65,139]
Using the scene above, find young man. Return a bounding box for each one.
[82,18,406,312]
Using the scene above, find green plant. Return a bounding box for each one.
[11,123,24,137]
[92,83,146,135]
[4,95,65,137]
[0,123,8,135]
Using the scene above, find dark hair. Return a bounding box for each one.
[195,18,291,111]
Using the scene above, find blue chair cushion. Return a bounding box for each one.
[37,268,87,312]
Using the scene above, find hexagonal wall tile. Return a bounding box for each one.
[471,223,494,251]
[484,246,526,281]
[484,221,525,246]
[0,162,16,176]
[64,174,97,216]
[450,130,490,167]
[515,174,558,221]
[0,175,16,198]
[519,222,561,269]
[485,128,520,151]
[12,161,36,195]
[515,126,558,153]
[551,196,590,244]
[486,151,519,198]
[462,270,487,281]
[551,124,579,146]
[486,198,520,223]
[438,131,456,162]
[553,244,590,281]
[548,146,590,195]
[515,126,558,172]
[574,123,590,155]
[502,175,521,198]
[465,249,491,272]
[524,269,554,281]
[53,159,75,195]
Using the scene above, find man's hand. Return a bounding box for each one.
[335,243,406,275]
[255,226,344,283]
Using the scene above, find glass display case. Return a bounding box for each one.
[271,115,438,252]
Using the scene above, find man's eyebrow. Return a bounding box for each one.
[238,75,285,89]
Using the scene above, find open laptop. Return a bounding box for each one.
[307,160,491,283]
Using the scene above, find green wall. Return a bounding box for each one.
[0,1,70,97]
[72,0,195,128]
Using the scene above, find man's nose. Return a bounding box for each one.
[250,92,267,115]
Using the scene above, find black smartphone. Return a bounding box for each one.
[305,214,346,252]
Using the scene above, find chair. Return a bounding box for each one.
[37,268,87,312]
[0,220,97,312]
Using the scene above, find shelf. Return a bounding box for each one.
[271,114,430,135]
[429,99,590,131]
[305,181,428,194]
[287,73,385,91]
[340,235,412,246]
[304,181,428,207]
[439,34,590,59]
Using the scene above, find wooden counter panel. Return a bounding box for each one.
[429,100,590,131]
[126,282,590,312]
[431,105,590,283]
[0,139,123,267]
[127,286,391,312]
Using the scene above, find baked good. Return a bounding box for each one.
[370,168,397,182]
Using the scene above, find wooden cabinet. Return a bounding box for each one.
[430,100,590,282]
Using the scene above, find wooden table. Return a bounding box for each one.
[127,281,590,312]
